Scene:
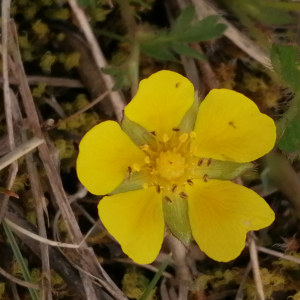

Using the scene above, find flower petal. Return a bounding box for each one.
[77,121,145,195]
[192,89,276,162]
[186,179,274,262]
[98,188,164,264]
[124,70,194,140]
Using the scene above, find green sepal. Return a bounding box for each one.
[193,160,252,180]
[109,172,148,195]
[163,192,192,246]
[121,115,156,146]
[178,96,200,132]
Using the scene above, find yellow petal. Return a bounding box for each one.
[77,121,145,195]
[192,89,276,162]
[124,70,194,141]
[98,188,164,264]
[186,179,274,262]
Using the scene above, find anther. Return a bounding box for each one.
[162,133,170,143]
[140,144,149,150]
[190,131,197,139]
[172,128,180,132]
[156,185,161,193]
[128,166,132,173]
[187,179,194,186]
[172,184,178,192]
[164,196,172,203]
[132,163,141,172]
[179,133,189,143]
[198,158,204,166]
[144,156,150,164]
[203,174,209,182]
[150,131,157,136]
[207,158,212,166]
[143,183,149,189]
[179,192,188,199]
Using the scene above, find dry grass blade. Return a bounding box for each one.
[5,218,85,248]
[0,76,84,87]
[248,233,265,300]
[0,265,40,290]
[0,137,44,171]
[68,0,125,121]
[8,20,126,300]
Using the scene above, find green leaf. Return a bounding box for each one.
[77,0,96,7]
[271,44,300,92]
[277,115,300,153]
[176,15,227,43]
[193,160,253,180]
[171,42,207,60]
[172,6,196,34]
[163,193,192,246]
[141,43,177,61]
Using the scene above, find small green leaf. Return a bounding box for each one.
[176,15,227,43]
[193,160,253,180]
[271,44,300,92]
[178,96,201,132]
[172,6,196,34]
[121,115,156,146]
[171,42,207,60]
[277,115,300,153]
[110,172,148,195]
[243,1,295,25]
[163,193,192,246]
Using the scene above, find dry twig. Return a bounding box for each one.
[68,0,125,121]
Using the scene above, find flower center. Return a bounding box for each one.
[156,150,186,181]
[133,130,200,192]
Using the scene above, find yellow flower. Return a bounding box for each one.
[77,70,276,264]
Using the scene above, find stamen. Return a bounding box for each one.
[132,163,141,172]
[203,174,209,182]
[207,158,212,166]
[140,144,149,150]
[164,196,172,202]
[179,192,188,199]
[187,179,194,186]
[198,158,204,166]
[172,184,178,192]
[179,133,189,143]
[172,128,180,132]
[150,131,157,136]
[128,166,132,173]
[144,156,150,164]
[190,131,197,139]
[143,183,149,189]
[156,185,161,193]
[162,133,170,143]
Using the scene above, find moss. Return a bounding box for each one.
[54,139,75,160]
[40,52,57,73]
[63,52,81,70]
[0,283,5,300]
[32,20,50,38]
[11,174,28,193]
[32,83,47,98]
[122,271,153,299]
